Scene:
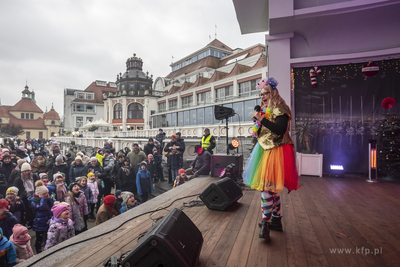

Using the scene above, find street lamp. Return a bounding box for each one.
[119,126,123,131]
[127,125,131,130]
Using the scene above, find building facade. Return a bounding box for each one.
[0,85,60,139]
[103,54,163,131]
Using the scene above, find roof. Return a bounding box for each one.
[9,115,47,129]
[83,81,117,103]
[8,98,43,113]
[43,109,60,120]
[223,63,251,79]
[208,39,233,51]
[0,106,10,117]
[166,56,221,80]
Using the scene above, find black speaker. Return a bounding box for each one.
[121,208,203,267]
[214,105,235,120]
[211,154,243,177]
[199,177,243,211]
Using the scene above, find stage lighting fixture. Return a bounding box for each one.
[228,139,240,150]
[329,165,344,178]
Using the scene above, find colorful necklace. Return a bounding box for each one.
[252,107,272,137]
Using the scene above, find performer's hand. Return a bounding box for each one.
[252,111,262,121]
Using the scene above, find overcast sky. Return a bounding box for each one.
[0,0,266,117]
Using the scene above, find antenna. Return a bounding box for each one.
[215,25,217,39]
[209,35,211,43]
[171,55,174,64]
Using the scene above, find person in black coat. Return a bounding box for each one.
[0,155,16,185]
[155,129,166,151]
[69,156,86,184]
[145,154,157,183]
[113,155,125,190]
[185,145,211,177]
[51,155,70,185]
[116,158,137,196]
[164,135,179,184]
[144,138,155,156]
[175,132,185,169]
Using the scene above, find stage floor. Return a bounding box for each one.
[20,175,400,267]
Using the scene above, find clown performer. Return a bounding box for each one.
[243,77,300,238]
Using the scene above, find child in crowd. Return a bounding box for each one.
[114,190,122,215]
[0,227,17,266]
[66,182,88,235]
[52,173,67,202]
[6,187,26,224]
[95,195,115,226]
[77,176,92,228]
[119,191,139,214]
[39,173,50,186]
[87,172,99,221]
[136,162,153,203]
[29,184,54,253]
[95,150,105,167]
[45,203,75,250]
[0,199,19,240]
[173,169,188,188]
[10,224,33,263]
[47,186,56,200]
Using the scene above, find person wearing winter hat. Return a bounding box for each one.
[39,173,49,186]
[6,187,25,225]
[28,184,53,253]
[30,152,47,174]
[52,172,67,203]
[10,224,33,263]
[69,155,85,185]
[51,154,69,186]
[66,182,88,234]
[144,138,155,156]
[95,195,116,226]
[173,169,188,188]
[0,226,17,266]
[44,204,74,250]
[0,198,19,240]
[136,161,152,203]
[8,159,26,186]
[86,172,99,221]
[119,191,139,214]
[114,190,123,215]
[95,150,105,167]
[0,154,16,190]
[77,176,93,225]
[155,128,166,151]
[46,148,60,178]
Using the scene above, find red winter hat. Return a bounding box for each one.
[178,169,186,175]
[0,199,9,209]
[103,195,116,213]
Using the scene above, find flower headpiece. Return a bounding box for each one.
[255,77,279,89]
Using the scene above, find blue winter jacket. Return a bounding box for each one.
[69,161,86,184]
[29,195,54,232]
[0,236,17,266]
[119,201,139,214]
[0,212,19,240]
[136,169,153,196]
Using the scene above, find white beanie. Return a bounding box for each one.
[121,191,134,205]
[56,154,63,162]
[21,163,31,172]
[75,156,82,161]
[90,157,97,162]
[35,186,49,195]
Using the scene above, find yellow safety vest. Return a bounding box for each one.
[201,135,213,152]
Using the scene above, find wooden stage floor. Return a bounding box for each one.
[21,175,400,267]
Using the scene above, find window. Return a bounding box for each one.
[39,132,43,139]
[113,103,122,119]
[190,109,196,125]
[76,117,83,127]
[184,110,190,126]
[77,93,84,99]
[169,99,177,110]
[197,91,211,104]
[86,105,94,113]
[51,120,55,125]
[128,103,143,119]
[239,78,261,97]
[86,94,93,100]
[0,118,2,123]
[121,84,125,90]
[140,84,145,90]
[204,106,213,125]
[158,102,166,112]
[178,112,184,126]
[137,126,144,130]
[30,114,33,119]
[26,132,31,139]
[155,80,163,91]
[26,113,29,119]
[215,85,233,100]
[51,132,55,137]
[232,102,243,123]
[86,117,93,123]
[244,100,257,122]
[21,113,24,119]
[181,95,193,108]
[197,108,204,125]
[129,83,135,90]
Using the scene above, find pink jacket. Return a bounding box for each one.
[9,235,34,263]
[87,179,99,203]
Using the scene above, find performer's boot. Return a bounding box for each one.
[269,215,283,231]
[259,220,270,238]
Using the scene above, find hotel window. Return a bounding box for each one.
[184,110,190,126]
[51,120,55,125]
[232,102,243,123]
[39,132,43,139]
[215,85,233,101]
[30,114,33,119]
[181,95,193,108]
[129,83,135,90]
[197,108,204,125]
[239,78,261,97]
[86,105,94,113]
[178,112,184,126]
[113,103,122,119]
[86,94,93,100]
[77,93,84,99]
[26,113,29,119]
[86,117,93,123]
[169,99,177,110]
[76,117,83,127]
[26,132,31,139]
[197,91,211,104]
[128,103,143,119]
[158,102,166,112]
[204,106,214,125]
[21,113,24,119]
[190,109,196,125]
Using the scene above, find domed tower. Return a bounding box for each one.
[115,53,153,96]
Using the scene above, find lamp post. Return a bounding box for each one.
[119,126,123,131]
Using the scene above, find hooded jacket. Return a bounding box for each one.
[44,217,75,250]
[30,156,47,174]
[136,168,153,196]
[190,150,211,175]
[0,236,17,266]
[69,160,86,184]
[9,235,34,263]
[29,195,54,232]
[66,192,88,232]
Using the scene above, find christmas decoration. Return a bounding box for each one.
[309,67,321,87]
[362,61,379,77]
[377,113,400,180]
[382,97,396,110]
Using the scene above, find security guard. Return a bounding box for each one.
[200,128,216,155]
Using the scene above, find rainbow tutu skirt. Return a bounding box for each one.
[243,143,300,193]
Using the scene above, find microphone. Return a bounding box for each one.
[253,105,261,122]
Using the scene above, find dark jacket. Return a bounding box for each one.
[29,195,54,232]
[144,143,155,156]
[176,138,186,154]
[117,165,137,193]
[155,132,166,147]
[0,211,19,239]
[0,161,16,182]
[82,162,105,179]
[0,173,8,197]
[13,173,39,200]
[146,160,156,179]
[7,196,26,225]
[167,151,181,170]
[52,163,70,184]
[8,167,21,185]
[69,161,86,184]
[191,150,212,175]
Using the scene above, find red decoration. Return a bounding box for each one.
[362,61,379,77]
[309,67,321,87]
[382,97,396,109]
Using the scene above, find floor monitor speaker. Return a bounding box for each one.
[211,154,243,177]
[199,177,243,211]
[121,208,203,267]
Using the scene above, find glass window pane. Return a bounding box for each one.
[244,99,256,121]
[184,111,190,126]
[205,107,212,125]
[171,112,176,127]
[190,109,196,125]
[166,113,171,127]
[197,108,204,125]
[232,102,243,123]
[178,112,183,126]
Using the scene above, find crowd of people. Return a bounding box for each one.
[0,128,215,265]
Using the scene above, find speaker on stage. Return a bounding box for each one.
[121,208,203,267]
[211,154,243,177]
[200,177,243,211]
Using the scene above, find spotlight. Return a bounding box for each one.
[228,139,239,150]
[329,165,344,178]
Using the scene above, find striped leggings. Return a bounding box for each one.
[261,191,281,222]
